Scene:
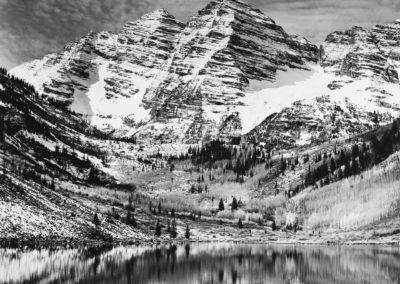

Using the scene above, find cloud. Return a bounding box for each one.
[0,0,399,69]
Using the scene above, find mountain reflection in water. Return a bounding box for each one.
[0,243,400,284]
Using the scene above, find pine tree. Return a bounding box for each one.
[337,167,344,180]
[0,113,4,143]
[391,119,398,137]
[271,221,276,231]
[126,211,137,227]
[87,167,99,183]
[167,220,171,232]
[344,161,351,178]
[280,156,286,174]
[185,224,190,239]
[238,218,243,229]
[351,158,359,175]
[330,158,336,174]
[231,197,238,211]
[170,219,177,238]
[155,220,162,237]
[218,199,224,211]
[93,213,101,227]
[351,144,360,159]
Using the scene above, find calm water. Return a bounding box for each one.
[1,243,400,284]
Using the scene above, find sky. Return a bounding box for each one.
[0,0,400,69]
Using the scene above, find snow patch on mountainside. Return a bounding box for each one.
[70,63,152,130]
[238,65,334,133]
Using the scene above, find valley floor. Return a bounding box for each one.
[1,127,400,248]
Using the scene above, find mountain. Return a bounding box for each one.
[0,69,147,242]
[12,0,318,143]
[2,0,400,245]
[12,9,185,136]
[247,20,400,149]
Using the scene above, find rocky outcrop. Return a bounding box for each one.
[321,20,400,83]
[145,0,318,123]
[247,95,398,149]
[12,9,185,130]
[245,20,400,149]
[142,0,318,140]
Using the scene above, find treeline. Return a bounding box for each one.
[189,140,231,164]
[187,140,265,182]
[0,68,40,102]
[301,119,399,191]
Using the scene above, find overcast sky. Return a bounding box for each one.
[1,0,399,69]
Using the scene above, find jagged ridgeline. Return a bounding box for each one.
[12,0,320,143]
[12,0,400,146]
[2,0,400,245]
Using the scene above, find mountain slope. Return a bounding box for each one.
[138,0,318,141]
[12,0,318,143]
[12,9,185,134]
[247,20,400,149]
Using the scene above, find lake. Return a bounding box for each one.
[1,243,400,284]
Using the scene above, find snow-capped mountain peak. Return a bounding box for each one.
[11,0,400,147]
[12,0,319,143]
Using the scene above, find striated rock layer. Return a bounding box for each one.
[247,20,400,149]
[321,20,400,83]
[11,0,400,147]
[12,0,318,142]
[12,9,185,133]
[140,0,318,141]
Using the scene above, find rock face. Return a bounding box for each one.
[139,0,318,141]
[11,1,400,147]
[12,9,185,133]
[247,20,400,149]
[144,0,318,114]
[321,20,400,83]
[12,0,318,142]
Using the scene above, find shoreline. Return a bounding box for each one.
[1,235,399,250]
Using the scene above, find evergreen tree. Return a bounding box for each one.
[238,218,243,229]
[185,224,190,239]
[381,132,393,157]
[337,167,344,180]
[339,150,347,166]
[0,113,4,142]
[280,156,287,174]
[231,197,238,211]
[93,213,101,227]
[344,161,351,178]
[271,221,276,231]
[391,119,398,137]
[351,158,359,175]
[330,158,336,173]
[155,220,162,237]
[87,167,100,183]
[170,219,177,238]
[370,134,382,161]
[218,199,225,211]
[351,144,360,159]
[167,220,171,232]
[126,211,137,227]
